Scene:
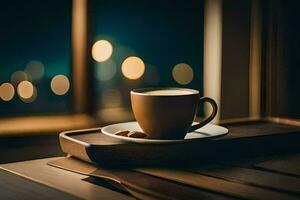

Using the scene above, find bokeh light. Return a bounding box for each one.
[51,75,70,95]
[92,40,113,62]
[0,83,15,101]
[101,89,122,108]
[172,63,194,85]
[10,71,30,86]
[25,60,44,81]
[17,81,34,99]
[96,60,117,81]
[20,85,37,103]
[121,56,145,80]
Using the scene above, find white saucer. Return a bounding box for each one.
[101,121,229,144]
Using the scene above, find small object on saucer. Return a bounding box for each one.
[115,130,130,136]
[102,121,228,144]
[127,131,148,138]
[115,130,148,138]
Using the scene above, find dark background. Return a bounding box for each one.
[90,0,204,114]
[0,0,71,116]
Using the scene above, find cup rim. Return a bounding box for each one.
[130,87,199,97]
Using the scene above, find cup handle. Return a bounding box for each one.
[188,97,218,132]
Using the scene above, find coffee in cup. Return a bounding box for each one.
[130,88,217,139]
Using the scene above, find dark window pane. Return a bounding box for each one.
[90,0,204,122]
[0,0,72,116]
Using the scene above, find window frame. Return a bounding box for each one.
[0,0,95,136]
[1,0,299,136]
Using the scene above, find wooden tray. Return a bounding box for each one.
[59,118,300,166]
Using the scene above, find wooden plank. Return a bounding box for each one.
[191,165,300,195]
[0,158,133,200]
[224,121,300,138]
[0,169,80,200]
[99,170,234,200]
[72,0,93,114]
[256,154,300,177]
[49,157,233,200]
[136,168,299,200]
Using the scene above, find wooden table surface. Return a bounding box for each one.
[1,154,300,200]
[0,157,134,200]
[1,119,300,199]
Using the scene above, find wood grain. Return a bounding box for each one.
[0,169,79,200]
[1,158,133,200]
[49,157,233,200]
[256,154,300,177]
[136,168,299,200]
[191,165,300,195]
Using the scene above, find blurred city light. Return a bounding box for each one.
[172,63,194,85]
[17,81,34,99]
[20,85,37,103]
[121,56,145,80]
[92,40,113,62]
[50,75,70,95]
[0,82,15,101]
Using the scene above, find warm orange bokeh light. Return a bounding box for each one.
[51,75,70,95]
[121,56,145,80]
[0,82,15,101]
[21,86,37,103]
[17,81,34,99]
[172,63,194,85]
[92,40,113,62]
